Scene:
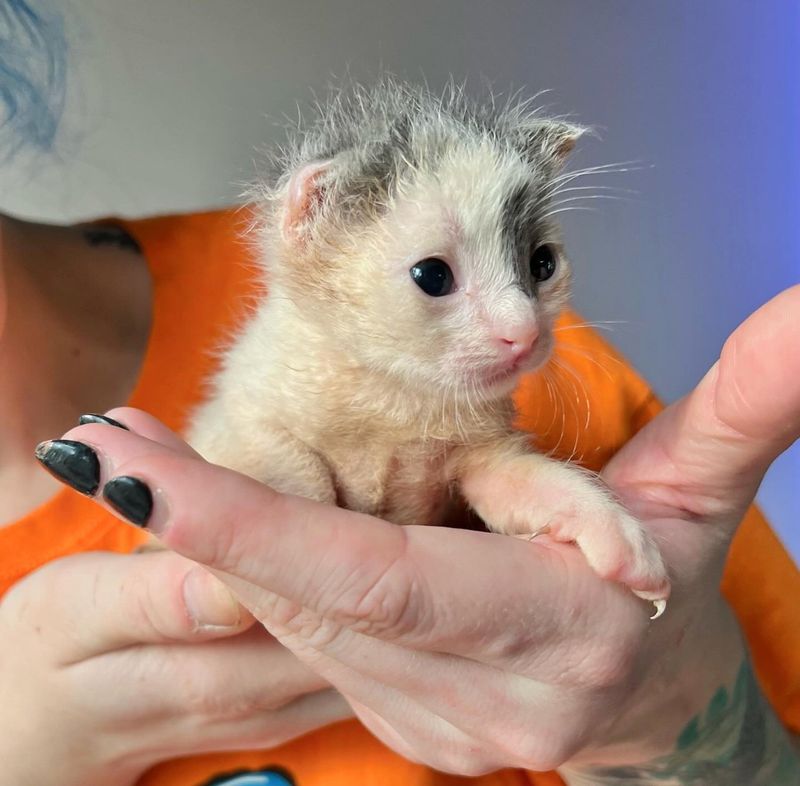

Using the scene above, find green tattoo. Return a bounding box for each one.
[565,661,799,785]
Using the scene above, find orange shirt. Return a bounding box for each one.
[1,208,797,786]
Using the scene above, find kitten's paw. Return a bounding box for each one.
[458,447,669,617]
[542,503,670,617]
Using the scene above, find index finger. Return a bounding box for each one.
[60,425,646,663]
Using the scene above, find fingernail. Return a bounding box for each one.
[103,476,153,527]
[79,413,129,430]
[183,567,243,630]
[34,440,100,495]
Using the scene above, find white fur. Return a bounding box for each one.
[188,81,669,610]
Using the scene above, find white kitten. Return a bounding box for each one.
[188,80,669,615]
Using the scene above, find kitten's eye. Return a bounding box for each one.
[530,244,557,283]
[409,257,455,297]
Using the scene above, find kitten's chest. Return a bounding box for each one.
[324,440,452,526]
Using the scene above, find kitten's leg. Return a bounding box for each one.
[453,441,670,615]
[189,412,336,504]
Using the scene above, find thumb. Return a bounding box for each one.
[6,550,256,665]
[606,284,800,521]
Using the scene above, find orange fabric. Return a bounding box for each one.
[1,207,797,786]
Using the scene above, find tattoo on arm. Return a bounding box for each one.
[563,660,799,785]
[82,226,141,254]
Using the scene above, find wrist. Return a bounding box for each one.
[583,591,744,763]
[560,594,799,784]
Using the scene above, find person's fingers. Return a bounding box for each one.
[169,687,350,757]
[48,425,644,661]
[5,550,255,664]
[75,625,330,721]
[347,693,501,776]
[101,407,203,458]
[59,623,346,760]
[256,634,498,776]
[605,285,800,523]
[258,603,586,767]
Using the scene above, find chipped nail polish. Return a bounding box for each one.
[34,440,100,496]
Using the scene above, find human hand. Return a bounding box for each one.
[38,286,800,778]
[5,419,349,786]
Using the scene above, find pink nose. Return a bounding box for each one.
[496,322,540,358]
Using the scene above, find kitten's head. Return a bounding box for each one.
[257,80,583,402]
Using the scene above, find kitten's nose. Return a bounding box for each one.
[496,322,540,359]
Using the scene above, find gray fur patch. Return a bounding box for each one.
[255,77,585,232]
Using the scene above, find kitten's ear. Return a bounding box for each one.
[537,121,587,165]
[512,120,586,169]
[282,159,334,244]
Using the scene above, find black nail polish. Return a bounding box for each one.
[79,413,129,430]
[103,476,153,527]
[34,440,100,496]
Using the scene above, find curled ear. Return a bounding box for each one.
[281,159,334,244]
[537,121,587,164]
[512,119,587,169]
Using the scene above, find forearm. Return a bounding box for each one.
[559,607,799,786]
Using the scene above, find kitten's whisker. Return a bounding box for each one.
[548,185,639,196]
[550,160,648,180]
[545,195,628,211]
[541,161,648,199]
[551,356,592,437]
[554,320,628,333]
[539,368,563,438]
[552,194,627,203]
[537,206,597,220]
[540,361,570,457]
[557,342,626,375]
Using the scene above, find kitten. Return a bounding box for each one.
[188,80,669,616]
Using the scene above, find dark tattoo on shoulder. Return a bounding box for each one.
[566,660,799,785]
[82,226,142,254]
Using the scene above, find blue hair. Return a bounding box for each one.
[0,0,67,160]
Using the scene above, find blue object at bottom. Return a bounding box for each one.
[203,769,295,786]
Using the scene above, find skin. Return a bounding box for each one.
[0,216,350,785]
[0,549,349,785]
[2,214,798,782]
[0,215,151,522]
[47,285,800,780]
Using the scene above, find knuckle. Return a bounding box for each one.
[415,721,500,777]
[332,536,419,638]
[196,686,276,722]
[479,719,578,772]
[526,742,578,772]
[445,756,496,777]
[348,563,416,637]
[177,673,225,719]
[268,603,345,654]
[171,659,240,720]
[175,667,293,724]
[430,742,495,777]
[506,725,583,772]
